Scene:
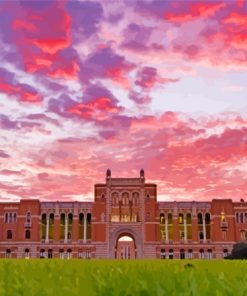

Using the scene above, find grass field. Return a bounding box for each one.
[0,259,247,295]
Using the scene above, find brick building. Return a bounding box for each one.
[1,169,247,259]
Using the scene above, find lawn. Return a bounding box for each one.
[0,259,247,295]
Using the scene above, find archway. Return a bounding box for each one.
[115,234,136,259]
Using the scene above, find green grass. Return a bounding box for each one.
[0,260,247,295]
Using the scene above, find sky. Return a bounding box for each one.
[0,0,247,202]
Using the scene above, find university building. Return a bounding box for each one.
[1,169,247,259]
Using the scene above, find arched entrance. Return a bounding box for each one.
[115,234,136,259]
[109,227,143,259]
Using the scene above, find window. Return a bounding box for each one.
[5,212,17,223]
[5,249,11,259]
[188,249,193,259]
[25,249,30,259]
[168,249,174,259]
[7,230,12,240]
[180,249,185,259]
[67,249,72,259]
[40,249,45,258]
[236,213,239,223]
[26,212,31,223]
[160,249,166,259]
[86,250,91,259]
[223,249,228,258]
[240,213,244,223]
[207,249,213,259]
[199,231,204,240]
[59,249,64,259]
[199,249,204,259]
[197,213,203,224]
[25,230,31,239]
[48,249,53,259]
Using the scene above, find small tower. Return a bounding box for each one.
[106,168,111,179]
[140,168,145,179]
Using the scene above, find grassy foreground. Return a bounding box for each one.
[0,259,247,296]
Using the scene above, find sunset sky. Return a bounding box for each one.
[0,0,247,202]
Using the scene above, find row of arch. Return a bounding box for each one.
[41,213,91,241]
[159,213,211,241]
[111,192,139,206]
[236,212,247,224]
[5,249,92,259]
[4,212,17,224]
[160,213,211,224]
[160,248,228,259]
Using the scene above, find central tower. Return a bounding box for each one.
[92,169,157,258]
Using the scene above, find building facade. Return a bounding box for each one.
[1,169,247,259]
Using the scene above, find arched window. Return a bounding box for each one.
[197,213,203,224]
[49,213,54,240]
[25,229,31,239]
[41,213,47,240]
[68,213,73,240]
[236,213,239,223]
[26,212,31,223]
[5,213,8,223]
[87,213,91,240]
[9,213,13,223]
[160,248,166,259]
[223,249,228,258]
[179,213,184,241]
[122,192,129,206]
[180,249,185,259]
[168,249,174,259]
[60,213,65,239]
[240,213,244,223]
[40,249,45,258]
[132,192,139,206]
[112,193,119,206]
[5,249,11,259]
[186,213,192,240]
[48,249,53,259]
[67,249,72,259]
[207,249,212,259]
[188,249,193,259]
[168,213,173,240]
[199,249,204,259]
[7,230,12,239]
[198,213,204,240]
[79,213,84,239]
[205,213,211,240]
[59,249,64,259]
[24,249,30,259]
[13,213,17,223]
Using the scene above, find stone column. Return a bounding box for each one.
[165,215,169,243]
[203,214,206,243]
[183,214,187,242]
[83,213,87,243]
[64,214,68,243]
[45,213,49,243]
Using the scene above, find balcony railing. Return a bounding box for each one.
[220,221,228,229]
[24,222,32,228]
